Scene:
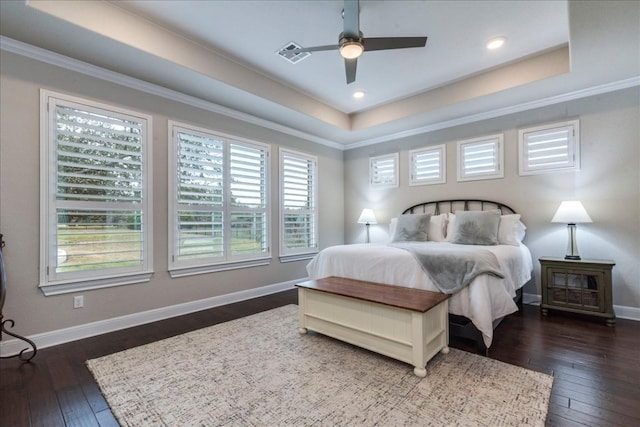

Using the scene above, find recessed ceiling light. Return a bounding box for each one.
[353,90,365,99]
[486,36,506,50]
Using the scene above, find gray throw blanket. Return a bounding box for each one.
[390,242,504,294]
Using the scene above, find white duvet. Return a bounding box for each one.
[306,242,533,348]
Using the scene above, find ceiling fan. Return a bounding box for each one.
[289,0,428,84]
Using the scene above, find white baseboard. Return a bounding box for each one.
[2,286,637,357]
[0,279,300,358]
[523,292,640,321]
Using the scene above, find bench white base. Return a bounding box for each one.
[298,287,449,377]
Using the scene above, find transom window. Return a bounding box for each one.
[40,90,153,295]
[369,153,399,188]
[457,134,504,182]
[518,119,580,175]
[410,145,446,186]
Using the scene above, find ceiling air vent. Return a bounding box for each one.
[276,41,311,64]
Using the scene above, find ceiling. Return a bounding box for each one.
[1,1,638,148]
[112,0,568,113]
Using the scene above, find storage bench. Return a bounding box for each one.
[297,276,450,377]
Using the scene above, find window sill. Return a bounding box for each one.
[40,272,153,296]
[169,258,271,278]
[279,253,317,263]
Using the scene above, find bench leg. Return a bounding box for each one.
[413,366,427,377]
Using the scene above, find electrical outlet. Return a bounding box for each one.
[73,295,84,309]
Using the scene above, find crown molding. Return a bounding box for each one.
[2,36,638,152]
[0,36,344,150]
[344,75,640,150]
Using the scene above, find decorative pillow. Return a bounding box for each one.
[498,214,527,246]
[427,214,447,242]
[449,210,501,245]
[390,213,431,242]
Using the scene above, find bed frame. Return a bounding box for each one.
[401,199,524,354]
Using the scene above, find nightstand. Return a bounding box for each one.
[539,257,616,326]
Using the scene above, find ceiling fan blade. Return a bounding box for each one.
[345,58,357,84]
[363,36,428,52]
[343,0,360,37]
[288,44,341,54]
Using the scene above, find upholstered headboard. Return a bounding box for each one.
[402,199,516,216]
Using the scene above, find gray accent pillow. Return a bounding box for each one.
[450,210,501,245]
[390,214,431,242]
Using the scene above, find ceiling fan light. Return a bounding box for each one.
[340,41,364,59]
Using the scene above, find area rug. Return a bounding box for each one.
[87,305,553,426]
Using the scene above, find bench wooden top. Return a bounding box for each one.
[296,276,449,313]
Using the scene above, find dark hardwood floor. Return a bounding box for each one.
[1,289,638,426]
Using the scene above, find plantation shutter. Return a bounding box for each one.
[370,153,399,187]
[54,103,146,273]
[170,125,270,271]
[457,134,504,181]
[519,120,579,175]
[280,150,317,257]
[41,91,153,294]
[174,128,224,262]
[410,145,446,185]
[229,143,268,256]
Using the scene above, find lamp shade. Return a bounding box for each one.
[551,201,592,224]
[357,209,377,224]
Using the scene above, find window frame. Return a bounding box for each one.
[39,90,153,296]
[409,144,446,186]
[456,134,504,182]
[369,153,399,188]
[279,148,318,262]
[518,119,580,176]
[168,121,271,277]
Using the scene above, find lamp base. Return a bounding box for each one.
[564,223,581,260]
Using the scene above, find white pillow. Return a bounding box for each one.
[427,214,447,242]
[498,214,527,246]
[389,217,397,241]
[445,213,455,241]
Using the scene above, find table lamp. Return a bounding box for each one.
[357,209,377,243]
[551,201,592,260]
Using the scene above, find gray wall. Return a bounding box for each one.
[0,51,344,337]
[1,47,638,344]
[344,87,640,309]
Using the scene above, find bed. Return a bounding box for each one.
[306,199,533,353]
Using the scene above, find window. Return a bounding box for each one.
[410,145,446,186]
[518,119,580,175]
[370,153,399,188]
[40,90,153,295]
[279,149,318,261]
[457,134,504,182]
[168,121,270,276]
